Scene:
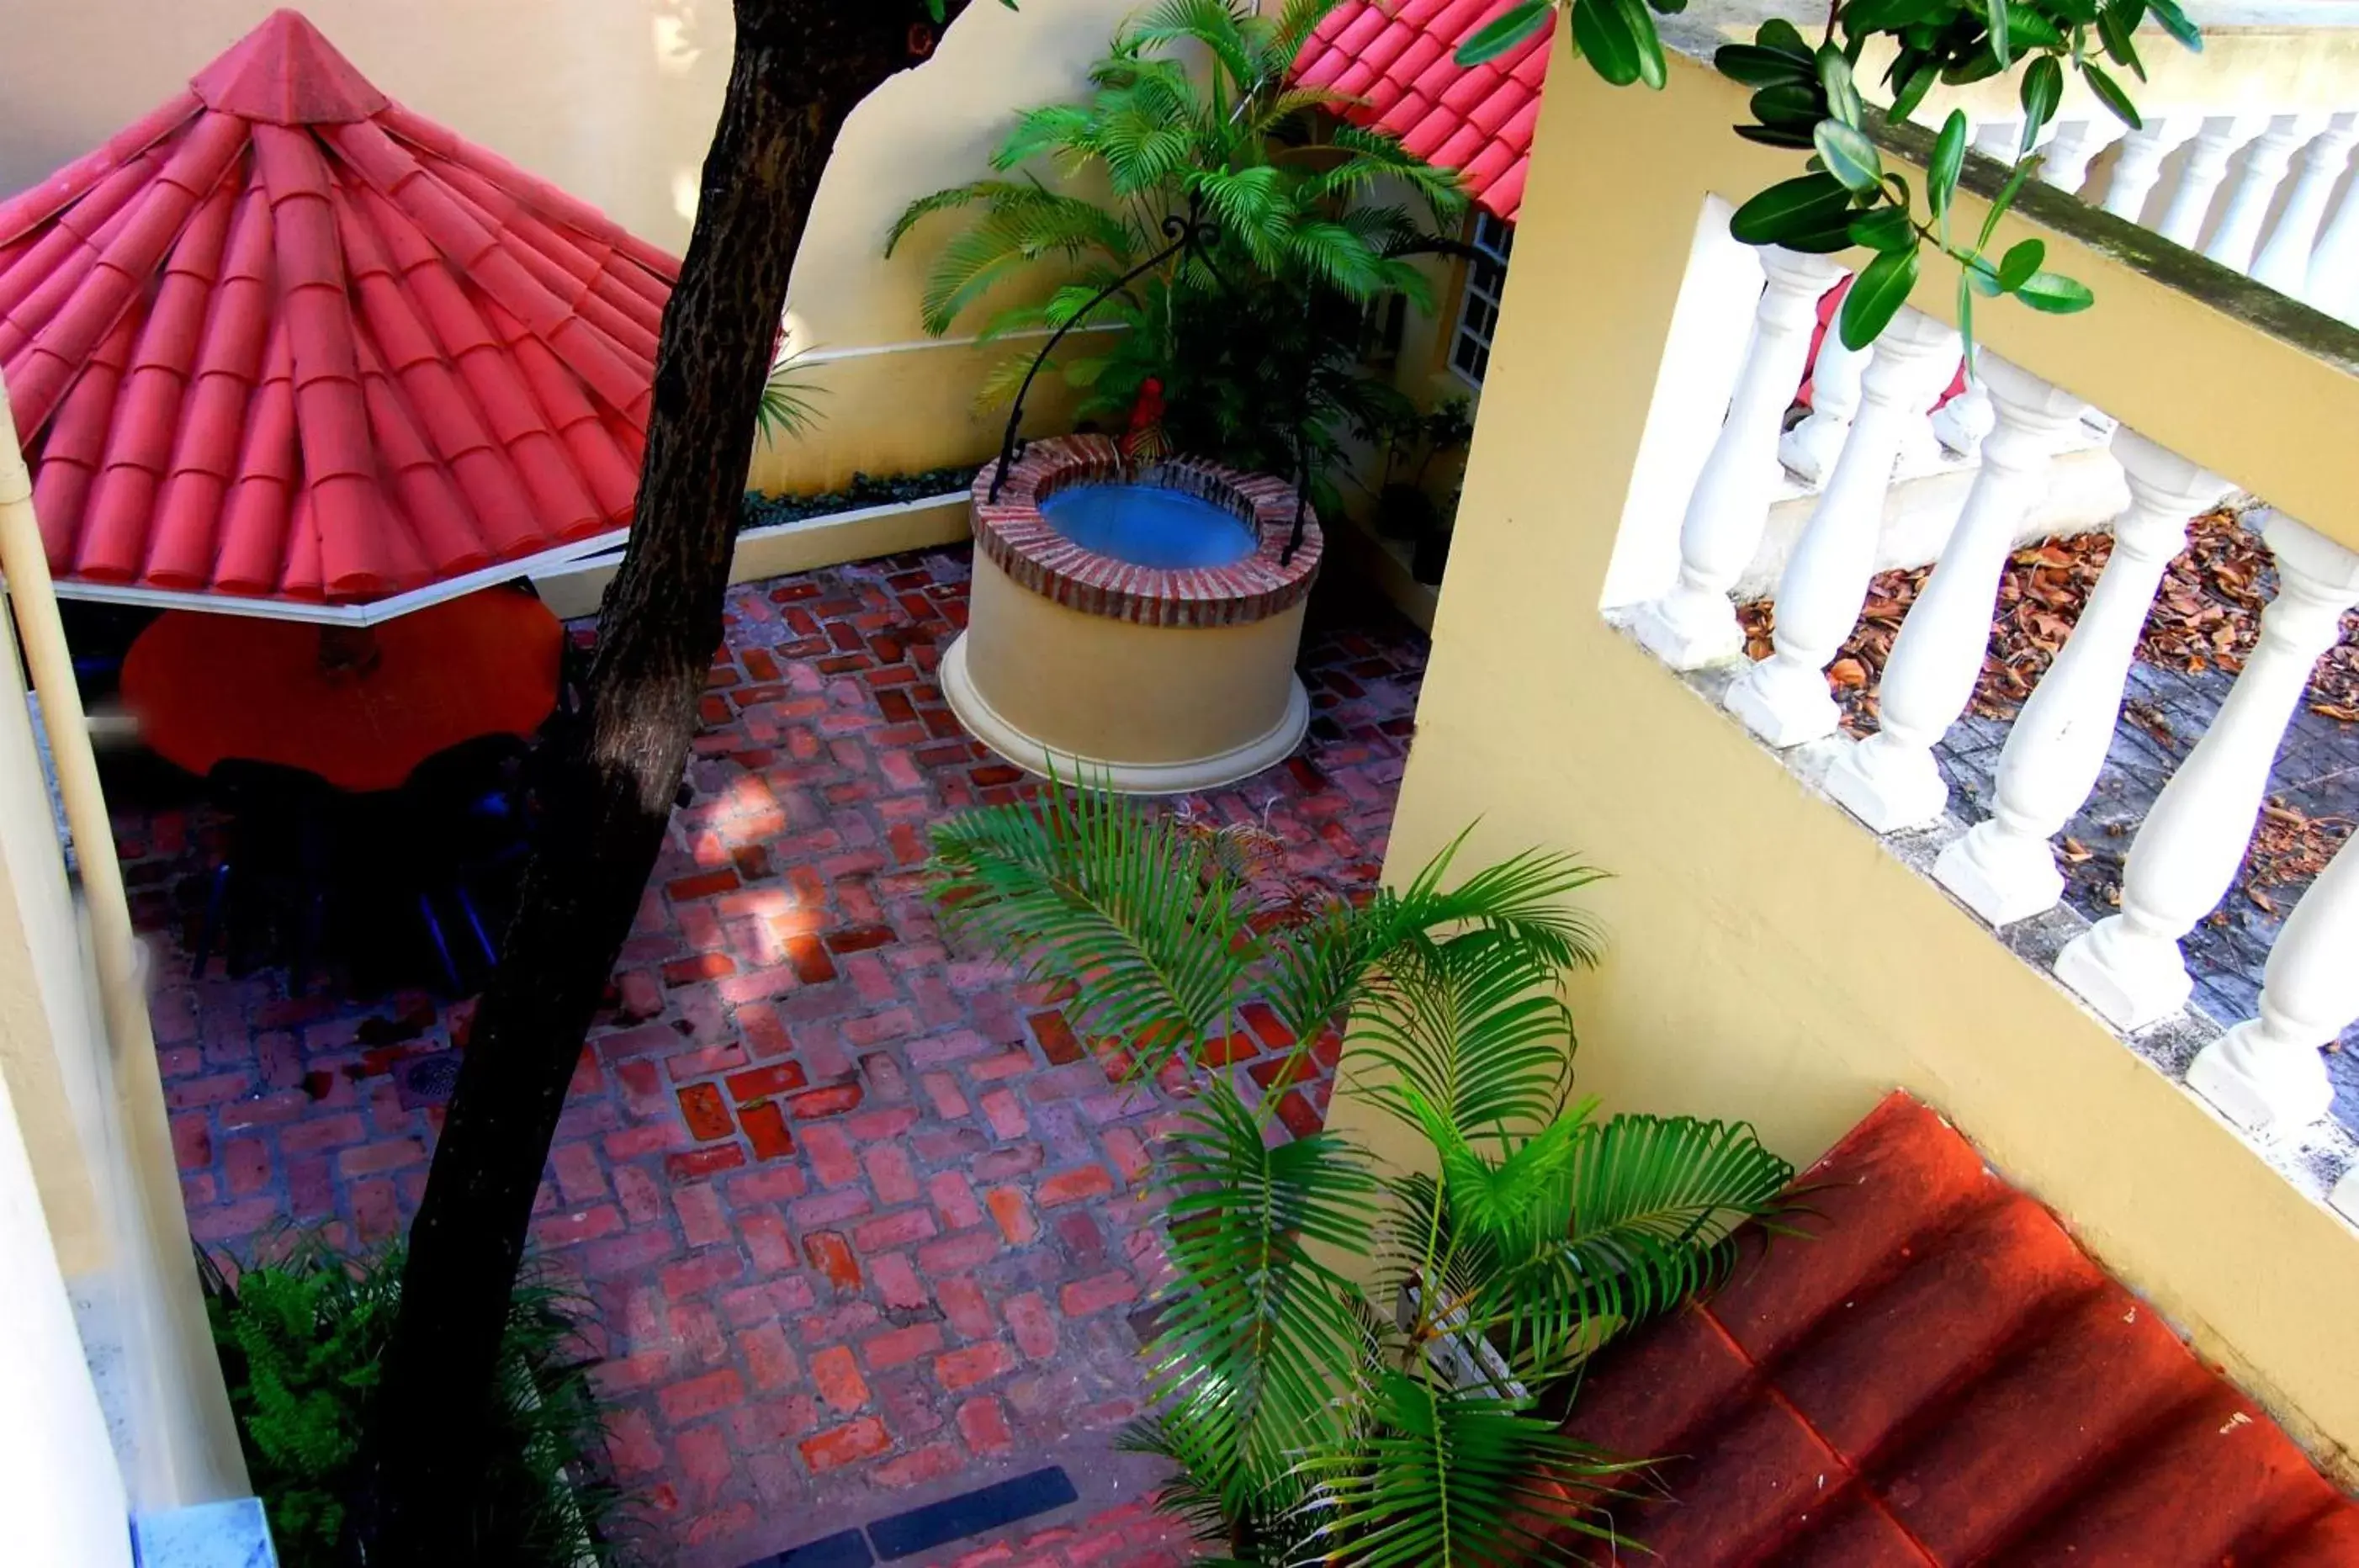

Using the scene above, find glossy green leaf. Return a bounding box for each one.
[1839,243,1921,349]
[1571,0,1645,86]
[1455,0,1551,66]
[1612,0,1670,88]
[1728,171,1854,245]
[2018,56,2063,151]
[1817,46,1865,129]
[1655,0,1690,12]
[1979,154,2038,246]
[2097,2,2146,79]
[2081,59,2142,129]
[1890,57,1941,123]
[1715,43,1816,87]
[1943,48,2005,86]
[2016,268,2097,312]
[1997,236,2045,290]
[1756,17,1815,61]
[1984,0,2012,66]
[2002,3,2064,47]
[2147,0,2202,50]
[1964,252,2005,296]
[1733,122,1819,151]
[1848,206,1917,253]
[1843,0,1947,31]
[1751,82,1821,127]
[1928,109,1968,218]
[1814,119,1884,193]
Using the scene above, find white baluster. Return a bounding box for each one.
[1825,357,2084,832]
[1974,118,2027,162]
[2187,831,2359,1132]
[1726,310,1963,748]
[2156,114,2271,250]
[2038,119,2129,195]
[1931,370,1994,460]
[2334,1166,2359,1226]
[1934,432,2231,924]
[1780,295,1863,485]
[2206,114,2332,273]
[2252,114,2359,295]
[1633,248,1847,670]
[2102,114,2203,224]
[2054,512,2359,1030]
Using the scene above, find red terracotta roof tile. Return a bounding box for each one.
[1551,1093,2359,1565]
[1292,0,1553,220]
[0,8,676,609]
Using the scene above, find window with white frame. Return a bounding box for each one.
[1450,210,1513,387]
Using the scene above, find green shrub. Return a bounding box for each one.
[200,1239,623,1568]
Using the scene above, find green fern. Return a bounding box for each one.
[201,1238,626,1568]
[928,785,1797,1562]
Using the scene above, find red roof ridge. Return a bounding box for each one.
[191,9,389,127]
[1547,1091,2359,1565]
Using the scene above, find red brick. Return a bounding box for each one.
[605,1407,665,1474]
[935,1341,1015,1392]
[986,1187,1038,1245]
[1238,1001,1295,1051]
[935,1274,994,1339]
[804,1232,861,1293]
[666,1144,747,1182]
[663,1250,745,1299]
[864,1143,921,1205]
[788,1083,864,1119]
[337,1138,425,1177]
[823,923,897,954]
[676,1083,734,1142]
[921,1071,970,1119]
[979,1089,1027,1140]
[1028,1009,1085,1065]
[667,869,741,902]
[811,1344,871,1413]
[802,1122,861,1187]
[1060,1271,1138,1316]
[659,1369,745,1426]
[743,1320,800,1392]
[875,1441,965,1489]
[1007,1291,1058,1360]
[957,1395,1014,1454]
[663,952,736,986]
[1102,1126,1150,1183]
[863,1322,945,1370]
[740,1099,795,1161]
[1036,1165,1114,1209]
[726,1062,809,1102]
[928,1171,984,1230]
[785,935,838,984]
[798,1416,890,1473]
[918,1229,1000,1275]
[854,1207,939,1253]
[676,1184,733,1248]
[871,1252,931,1311]
[534,1205,623,1248]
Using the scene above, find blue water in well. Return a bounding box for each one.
[1039,483,1256,569]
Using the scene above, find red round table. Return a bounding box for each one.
[121,589,565,793]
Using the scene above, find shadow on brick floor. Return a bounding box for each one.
[109,545,1425,1568]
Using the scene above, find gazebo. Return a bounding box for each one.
[0,8,676,626]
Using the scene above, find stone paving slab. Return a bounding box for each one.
[111,545,1423,1568]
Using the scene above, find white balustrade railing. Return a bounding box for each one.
[1612,141,2359,1158]
[1725,309,1962,748]
[1824,355,2085,832]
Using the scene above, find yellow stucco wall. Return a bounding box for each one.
[1339,38,2359,1478]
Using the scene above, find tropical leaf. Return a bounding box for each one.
[926,782,1252,1068]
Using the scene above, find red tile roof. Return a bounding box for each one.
[1293,0,1555,221]
[1554,1092,2359,1565]
[0,9,676,611]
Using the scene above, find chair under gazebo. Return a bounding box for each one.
[0,8,678,990]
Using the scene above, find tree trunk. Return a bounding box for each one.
[359,5,938,1559]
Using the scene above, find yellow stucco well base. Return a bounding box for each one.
[944,551,1311,794]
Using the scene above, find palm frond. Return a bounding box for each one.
[1351,929,1577,1147]
[1303,1371,1632,1565]
[1128,0,1260,97]
[925,782,1253,1069]
[1145,1078,1379,1528]
[754,347,826,444]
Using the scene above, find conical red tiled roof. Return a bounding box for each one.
[1293,0,1554,222]
[1549,1093,2359,1564]
[0,10,676,612]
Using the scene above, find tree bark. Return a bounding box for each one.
[360,5,941,1559]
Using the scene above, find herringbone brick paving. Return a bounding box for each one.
[112,543,1425,1566]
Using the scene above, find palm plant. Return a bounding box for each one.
[929,785,1797,1564]
[884,0,1462,505]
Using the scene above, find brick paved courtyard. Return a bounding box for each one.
[111,544,1425,1568]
